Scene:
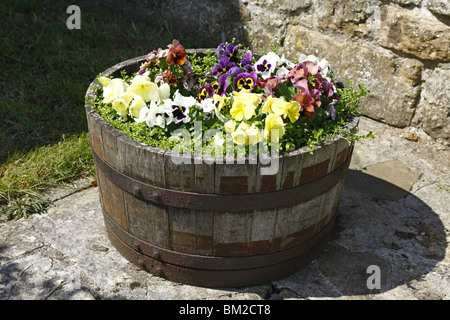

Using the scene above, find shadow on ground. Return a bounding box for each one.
[271,169,447,298]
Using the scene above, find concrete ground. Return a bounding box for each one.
[1,116,449,300]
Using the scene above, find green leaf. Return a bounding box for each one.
[277,82,294,100]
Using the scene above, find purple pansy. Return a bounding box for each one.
[234,71,257,91]
[212,56,241,78]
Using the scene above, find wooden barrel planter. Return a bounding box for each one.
[85,51,359,288]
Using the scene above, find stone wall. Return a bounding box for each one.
[101,0,449,145]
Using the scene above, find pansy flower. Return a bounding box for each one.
[128,75,160,102]
[198,76,228,101]
[167,39,186,66]
[230,90,262,121]
[102,78,128,104]
[162,90,197,124]
[212,56,241,78]
[136,101,173,128]
[234,71,257,91]
[254,52,280,79]
[217,43,239,63]
[264,114,285,143]
[256,76,279,96]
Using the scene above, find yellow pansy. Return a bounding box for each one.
[271,99,290,117]
[232,125,248,145]
[224,120,236,132]
[98,76,110,87]
[129,97,147,118]
[103,78,128,104]
[246,124,261,145]
[230,91,262,121]
[261,96,277,114]
[158,83,171,101]
[265,114,285,142]
[111,93,132,118]
[268,98,301,123]
[232,122,261,146]
[212,94,228,113]
[128,75,159,102]
[286,101,301,123]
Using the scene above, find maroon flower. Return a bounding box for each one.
[167,39,186,66]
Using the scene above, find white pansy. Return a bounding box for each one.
[135,106,150,124]
[199,98,216,114]
[144,100,173,128]
[276,66,290,77]
[298,54,319,64]
[254,51,280,79]
[162,90,197,124]
[278,54,296,69]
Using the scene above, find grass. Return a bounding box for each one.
[0,0,204,220]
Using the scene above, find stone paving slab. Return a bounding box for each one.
[0,116,449,300]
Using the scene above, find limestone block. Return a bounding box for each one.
[276,0,313,11]
[426,0,450,17]
[376,5,450,62]
[391,0,422,6]
[413,64,450,144]
[288,0,377,38]
[283,25,423,127]
[241,0,312,11]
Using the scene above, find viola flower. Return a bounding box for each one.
[217,74,228,96]
[230,90,262,121]
[231,122,261,146]
[234,71,257,91]
[256,76,279,96]
[167,39,186,66]
[137,100,173,128]
[211,94,228,113]
[266,98,300,123]
[230,98,255,121]
[129,97,147,119]
[240,50,254,72]
[156,69,179,87]
[292,91,317,121]
[264,113,285,143]
[212,56,241,78]
[158,83,171,101]
[162,90,197,124]
[98,76,110,87]
[102,78,128,104]
[199,98,216,114]
[198,76,228,102]
[261,95,277,114]
[217,43,240,63]
[111,91,133,118]
[198,85,212,101]
[128,75,160,102]
[254,52,280,79]
[224,119,236,132]
[180,60,196,90]
[294,78,322,109]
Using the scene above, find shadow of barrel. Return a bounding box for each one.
[272,169,447,297]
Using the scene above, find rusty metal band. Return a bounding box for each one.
[92,150,351,212]
[103,211,335,287]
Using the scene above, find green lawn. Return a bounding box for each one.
[0,0,201,219]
